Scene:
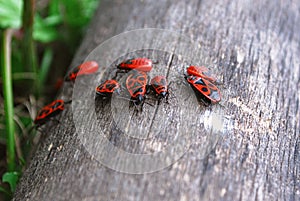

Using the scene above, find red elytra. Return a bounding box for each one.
[34,99,65,125]
[150,75,168,99]
[185,75,221,104]
[117,58,154,72]
[187,66,217,83]
[96,79,121,97]
[126,70,148,105]
[65,61,99,81]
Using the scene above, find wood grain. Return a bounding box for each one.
[13,0,299,200]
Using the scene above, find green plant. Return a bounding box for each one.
[2,172,20,192]
[1,30,15,172]
[0,0,99,199]
[0,1,23,199]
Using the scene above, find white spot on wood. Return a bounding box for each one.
[159,189,165,195]
[221,53,225,59]
[183,174,190,183]
[48,143,53,151]
[236,47,245,64]
[178,54,183,60]
[203,110,225,133]
[180,194,188,201]
[220,188,226,196]
[57,145,63,151]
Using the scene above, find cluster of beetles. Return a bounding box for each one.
[33,57,221,129]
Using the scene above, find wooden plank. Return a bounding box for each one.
[13,0,299,200]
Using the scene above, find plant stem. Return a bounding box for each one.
[22,0,39,96]
[1,29,16,171]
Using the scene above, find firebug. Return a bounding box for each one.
[185,75,221,105]
[34,99,71,126]
[126,70,149,106]
[150,75,169,103]
[95,79,121,98]
[65,61,99,82]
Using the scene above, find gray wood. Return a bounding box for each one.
[13,0,299,200]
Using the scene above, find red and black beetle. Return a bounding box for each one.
[95,79,121,98]
[185,75,221,105]
[126,70,149,106]
[34,99,71,126]
[150,75,169,102]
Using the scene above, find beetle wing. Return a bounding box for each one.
[126,71,148,98]
[118,58,153,72]
[187,66,217,83]
[150,75,168,95]
[96,80,120,96]
[187,76,221,103]
[77,61,99,76]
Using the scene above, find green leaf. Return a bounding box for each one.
[49,0,60,16]
[33,14,62,43]
[0,0,23,28]
[2,171,21,192]
[42,15,62,26]
[61,0,99,27]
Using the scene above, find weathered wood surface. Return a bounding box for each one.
[14,0,299,200]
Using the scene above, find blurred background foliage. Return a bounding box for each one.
[0,0,99,199]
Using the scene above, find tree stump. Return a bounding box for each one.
[13,0,299,200]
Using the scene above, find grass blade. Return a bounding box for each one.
[1,29,16,171]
